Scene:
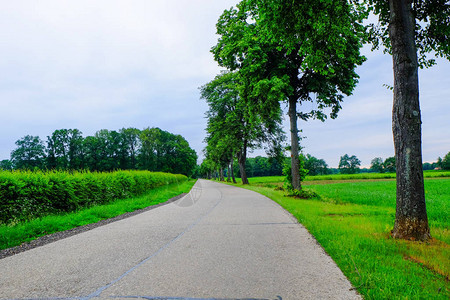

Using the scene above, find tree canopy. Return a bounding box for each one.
[338,154,361,174]
[7,127,197,176]
[211,0,366,190]
[200,70,283,184]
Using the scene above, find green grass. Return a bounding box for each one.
[0,180,195,250]
[0,170,188,224]
[238,170,450,186]
[225,176,449,299]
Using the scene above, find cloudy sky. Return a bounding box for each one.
[1,0,449,168]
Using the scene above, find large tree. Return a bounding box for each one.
[118,127,141,170]
[338,154,361,174]
[139,127,197,176]
[366,0,449,240]
[11,135,46,170]
[304,154,329,176]
[201,71,283,184]
[46,129,84,170]
[212,0,366,190]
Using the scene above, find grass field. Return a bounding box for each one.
[243,170,450,186]
[0,180,195,250]
[225,174,449,299]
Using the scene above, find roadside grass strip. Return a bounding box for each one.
[0,180,195,251]
[228,177,449,299]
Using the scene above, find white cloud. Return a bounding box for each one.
[0,0,448,171]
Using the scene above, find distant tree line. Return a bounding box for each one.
[0,127,198,176]
[198,151,450,179]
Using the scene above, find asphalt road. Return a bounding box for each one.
[0,179,360,300]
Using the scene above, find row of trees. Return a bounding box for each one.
[0,127,198,176]
[423,152,450,171]
[202,0,449,241]
[198,152,449,179]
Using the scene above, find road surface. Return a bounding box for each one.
[0,179,360,300]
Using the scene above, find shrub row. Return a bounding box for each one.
[0,170,187,224]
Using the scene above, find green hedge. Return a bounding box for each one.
[0,170,187,224]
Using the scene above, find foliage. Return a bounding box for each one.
[370,156,396,173]
[0,180,195,250]
[442,151,450,170]
[46,129,84,170]
[10,135,46,170]
[365,0,450,67]
[0,160,13,171]
[211,0,366,190]
[370,157,384,173]
[7,127,198,176]
[139,127,198,177]
[338,154,361,174]
[0,170,187,225]
[200,69,283,184]
[383,156,396,173]
[282,155,308,194]
[303,154,329,176]
[236,177,449,299]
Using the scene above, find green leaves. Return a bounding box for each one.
[0,170,187,225]
[339,154,362,174]
[365,0,450,67]
[9,127,197,177]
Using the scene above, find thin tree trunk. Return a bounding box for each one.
[389,0,430,241]
[289,96,301,190]
[237,144,249,185]
[227,164,231,182]
[230,157,237,183]
[219,167,224,181]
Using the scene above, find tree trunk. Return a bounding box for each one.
[230,158,237,183]
[288,96,301,190]
[389,0,430,241]
[219,167,224,181]
[227,164,231,182]
[237,145,249,185]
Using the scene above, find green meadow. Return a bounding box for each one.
[227,174,449,299]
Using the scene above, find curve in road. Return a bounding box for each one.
[0,180,360,300]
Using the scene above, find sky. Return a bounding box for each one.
[0,0,449,168]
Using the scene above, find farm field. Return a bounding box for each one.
[243,170,450,186]
[0,170,194,251]
[225,174,450,299]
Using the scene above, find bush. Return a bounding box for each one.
[282,155,308,193]
[0,170,187,224]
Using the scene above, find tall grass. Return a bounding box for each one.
[0,170,187,224]
[230,177,449,299]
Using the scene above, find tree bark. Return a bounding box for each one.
[227,164,231,182]
[230,158,237,183]
[219,167,224,181]
[289,96,301,190]
[237,143,249,185]
[389,0,430,241]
